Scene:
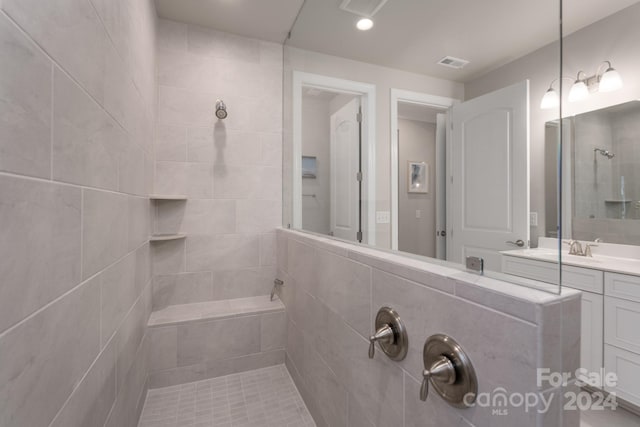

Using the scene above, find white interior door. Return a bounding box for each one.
[435,113,447,260]
[330,97,361,241]
[448,81,530,271]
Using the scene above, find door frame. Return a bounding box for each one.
[293,71,377,245]
[390,89,459,251]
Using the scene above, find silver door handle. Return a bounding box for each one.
[506,239,525,247]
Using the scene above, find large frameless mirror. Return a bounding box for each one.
[281,0,635,293]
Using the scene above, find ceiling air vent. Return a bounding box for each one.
[339,0,389,17]
[437,56,470,70]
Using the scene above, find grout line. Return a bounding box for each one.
[46,329,114,427]
[49,63,54,181]
[80,189,85,289]
[0,171,149,199]
[0,239,149,339]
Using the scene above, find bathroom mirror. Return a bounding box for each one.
[543,1,640,246]
[282,0,639,293]
[547,101,640,245]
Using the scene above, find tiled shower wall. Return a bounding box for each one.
[152,20,283,306]
[277,229,581,427]
[572,106,640,245]
[0,0,156,426]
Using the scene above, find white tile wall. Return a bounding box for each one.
[153,19,283,306]
[277,229,581,427]
[0,1,157,426]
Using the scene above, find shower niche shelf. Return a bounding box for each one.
[149,234,187,242]
[150,194,188,201]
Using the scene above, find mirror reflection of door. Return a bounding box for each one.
[449,81,531,271]
[394,82,530,270]
[330,97,362,242]
[300,87,362,242]
[396,102,446,258]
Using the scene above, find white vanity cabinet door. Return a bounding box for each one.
[605,272,640,303]
[605,296,640,354]
[577,291,604,386]
[604,345,640,407]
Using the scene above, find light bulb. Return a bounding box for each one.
[356,18,374,31]
[599,67,623,92]
[540,88,559,109]
[568,80,589,102]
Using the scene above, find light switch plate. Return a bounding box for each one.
[376,211,390,224]
[416,210,421,219]
[530,212,538,227]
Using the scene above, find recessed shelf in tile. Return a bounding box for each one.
[149,234,187,242]
[149,195,188,201]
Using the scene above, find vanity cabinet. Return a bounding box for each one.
[503,255,640,408]
[604,272,640,405]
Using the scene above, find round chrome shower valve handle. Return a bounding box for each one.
[420,334,478,408]
[368,307,408,361]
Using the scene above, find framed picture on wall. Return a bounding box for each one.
[408,161,428,193]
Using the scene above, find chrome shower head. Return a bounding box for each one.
[215,99,227,120]
[594,148,615,159]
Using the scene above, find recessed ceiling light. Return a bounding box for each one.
[356,18,374,31]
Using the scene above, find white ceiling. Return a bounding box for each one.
[154,0,304,43]
[155,0,638,81]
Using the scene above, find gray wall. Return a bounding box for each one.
[0,0,157,426]
[398,119,437,257]
[277,229,580,427]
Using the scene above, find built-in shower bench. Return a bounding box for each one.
[148,295,284,327]
[146,296,286,388]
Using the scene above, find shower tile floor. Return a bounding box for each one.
[138,365,316,427]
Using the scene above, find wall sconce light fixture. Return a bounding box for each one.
[540,61,623,109]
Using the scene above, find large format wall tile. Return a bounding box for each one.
[157,124,187,161]
[152,271,213,309]
[2,0,108,103]
[210,266,276,300]
[278,229,581,427]
[115,286,149,391]
[0,14,52,178]
[186,234,260,271]
[53,69,123,190]
[152,22,284,332]
[0,277,100,427]
[315,248,371,337]
[100,245,149,347]
[155,199,235,235]
[1,1,156,427]
[82,189,129,278]
[176,315,260,366]
[0,175,81,333]
[372,269,539,395]
[49,340,117,427]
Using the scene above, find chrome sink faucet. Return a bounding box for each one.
[563,240,584,256]
[562,240,598,257]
